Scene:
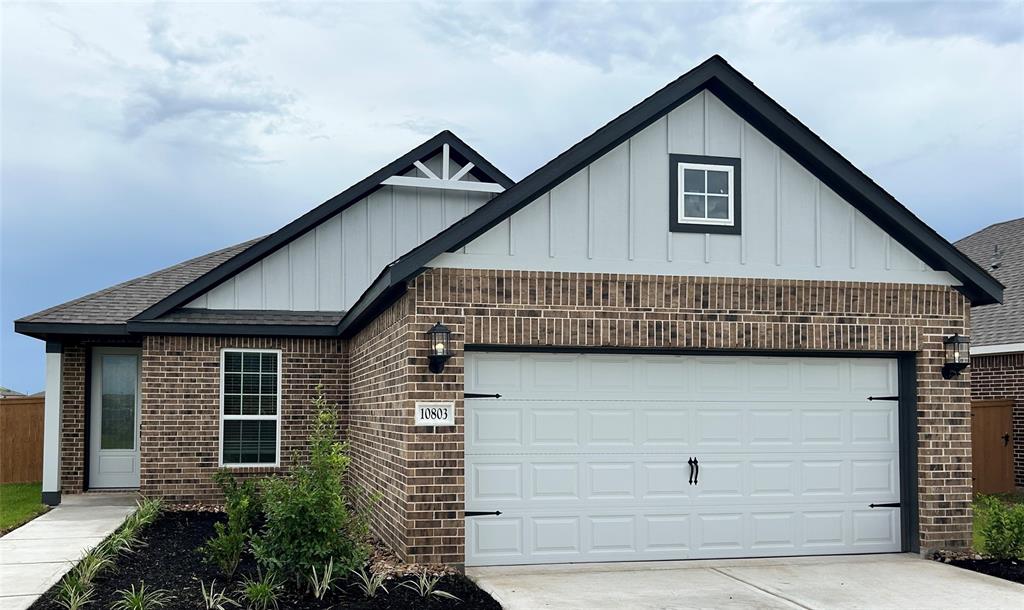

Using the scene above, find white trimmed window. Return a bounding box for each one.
[669,154,741,234]
[220,349,280,466]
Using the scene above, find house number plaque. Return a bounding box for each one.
[414,401,455,426]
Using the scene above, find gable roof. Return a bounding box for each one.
[336,55,1003,336]
[15,239,260,338]
[131,130,514,323]
[956,218,1024,347]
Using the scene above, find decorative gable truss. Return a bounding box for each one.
[383,143,506,194]
[131,131,513,319]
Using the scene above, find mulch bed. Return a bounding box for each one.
[934,551,1024,585]
[31,511,500,610]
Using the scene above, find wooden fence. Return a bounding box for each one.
[0,397,44,483]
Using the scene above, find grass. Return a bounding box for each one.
[0,481,47,535]
[973,491,1024,552]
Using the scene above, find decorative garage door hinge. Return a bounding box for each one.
[867,395,899,401]
[465,393,502,399]
[868,502,901,508]
[465,511,502,517]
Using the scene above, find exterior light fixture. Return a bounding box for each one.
[427,322,452,373]
[942,333,971,379]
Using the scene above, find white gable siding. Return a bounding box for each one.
[185,154,494,312]
[430,91,956,286]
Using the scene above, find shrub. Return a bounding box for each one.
[111,582,172,610]
[71,546,114,587]
[252,389,371,583]
[350,567,388,599]
[308,558,337,600]
[975,494,1024,560]
[202,471,261,576]
[398,572,460,602]
[55,578,94,610]
[238,570,283,610]
[198,580,239,610]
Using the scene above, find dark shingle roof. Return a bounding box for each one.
[17,239,260,327]
[956,218,1024,346]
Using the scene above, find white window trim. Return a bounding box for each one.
[219,347,282,468]
[676,162,735,226]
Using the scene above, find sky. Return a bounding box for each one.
[2,1,1023,393]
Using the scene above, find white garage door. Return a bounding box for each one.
[465,352,902,566]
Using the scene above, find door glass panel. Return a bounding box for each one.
[101,355,137,450]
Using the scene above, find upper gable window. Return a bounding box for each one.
[669,154,741,235]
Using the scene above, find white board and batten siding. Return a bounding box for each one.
[432,90,956,286]
[184,154,494,312]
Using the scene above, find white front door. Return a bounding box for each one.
[89,347,141,489]
[465,352,902,566]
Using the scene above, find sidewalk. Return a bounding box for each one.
[0,493,136,610]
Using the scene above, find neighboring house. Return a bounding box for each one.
[15,56,1003,567]
[0,386,26,399]
[957,218,1024,490]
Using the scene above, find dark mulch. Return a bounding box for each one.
[945,558,1024,585]
[31,511,500,610]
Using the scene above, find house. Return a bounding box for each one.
[957,218,1023,492]
[15,56,1003,567]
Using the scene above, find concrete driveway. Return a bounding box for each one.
[467,554,1024,609]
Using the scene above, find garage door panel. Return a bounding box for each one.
[587,409,635,445]
[465,353,902,566]
[695,409,743,446]
[851,458,898,496]
[470,407,523,448]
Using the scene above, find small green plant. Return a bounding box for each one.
[202,472,260,577]
[134,498,163,525]
[238,570,283,610]
[398,572,460,602]
[55,578,94,610]
[252,388,371,582]
[103,528,145,555]
[198,580,238,610]
[350,567,388,599]
[71,546,114,587]
[975,494,1024,560]
[308,558,336,600]
[111,582,171,610]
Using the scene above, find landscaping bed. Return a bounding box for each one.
[944,557,1024,585]
[933,493,1024,586]
[31,509,499,609]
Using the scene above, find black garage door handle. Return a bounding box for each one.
[693,458,699,485]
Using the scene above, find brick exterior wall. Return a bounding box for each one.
[54,269,974,565]
[386,269,973,562]
[59,344,86,494]
[970,352,1024,487]
[139,336,345,503]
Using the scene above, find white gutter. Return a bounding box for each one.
[971,342,1024,356]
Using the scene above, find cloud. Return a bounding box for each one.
[795,1,1024,45]
[147,14,249,65]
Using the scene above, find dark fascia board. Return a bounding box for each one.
[335,55,1001,338]
[126,321,338,337]
[15,321,130,339]
[131,131,514,322]
[16,320,338,340]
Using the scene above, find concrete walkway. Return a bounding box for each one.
[0,493,136,610]
[468,553,1024,609]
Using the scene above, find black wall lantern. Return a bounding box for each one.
[427,322,453,373]
[942,333,971,379]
